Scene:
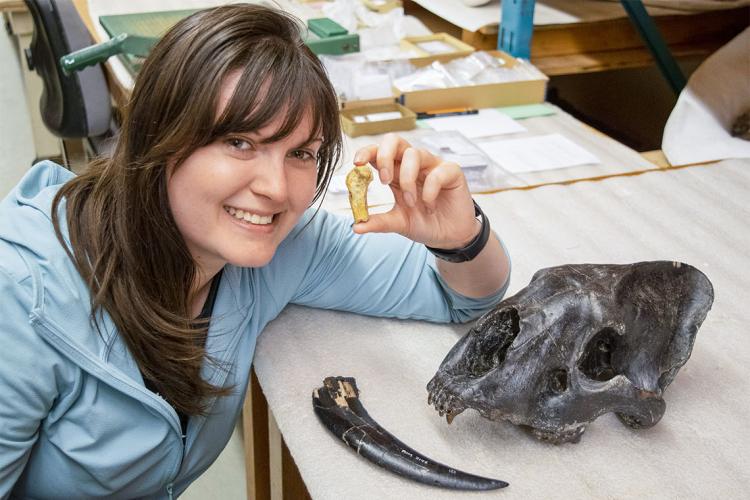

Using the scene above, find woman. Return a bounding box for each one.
[0,4,510,498]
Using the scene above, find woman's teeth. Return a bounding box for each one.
[225,206,273,225]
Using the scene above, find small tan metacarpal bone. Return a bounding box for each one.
[346,164,373,223]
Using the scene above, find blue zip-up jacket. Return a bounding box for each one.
[0,162,509,498]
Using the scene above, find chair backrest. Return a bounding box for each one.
[24,0,111,139]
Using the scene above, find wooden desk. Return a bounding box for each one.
[403,0,749,75]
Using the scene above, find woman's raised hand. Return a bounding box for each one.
[351,133,480,250]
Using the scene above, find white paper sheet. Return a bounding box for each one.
[477,133,599,173]
[421,109,526,138]
[662,27,750,166]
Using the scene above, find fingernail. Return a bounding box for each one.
[404,191,415,207]
[353,153,365,164]
[381,170,391,184]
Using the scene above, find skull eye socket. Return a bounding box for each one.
[548,369,568,394]
[578,327,622,381]
[469,307,520,377]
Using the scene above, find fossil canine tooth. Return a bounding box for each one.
[346,164,373,223]
[313,376,508,490]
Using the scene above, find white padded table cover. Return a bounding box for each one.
[253,159,750,499]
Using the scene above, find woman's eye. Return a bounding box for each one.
[290,150,316,162]
[228,138,252,150]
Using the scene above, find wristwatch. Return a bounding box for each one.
[426,200,491,263]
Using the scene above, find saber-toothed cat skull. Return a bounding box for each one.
[427,261,714,444]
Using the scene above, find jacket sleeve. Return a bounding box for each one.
[283,210,509,323]
[0,267,63,497]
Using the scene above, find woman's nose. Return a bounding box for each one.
[250,154,288,201]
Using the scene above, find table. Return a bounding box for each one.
[241,100,673,498]
[254,157,750,499]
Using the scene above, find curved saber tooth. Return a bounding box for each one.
[313,376,508,491]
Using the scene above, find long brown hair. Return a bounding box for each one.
[51,4,342,415]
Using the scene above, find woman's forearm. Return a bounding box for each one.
[436,233,510,298]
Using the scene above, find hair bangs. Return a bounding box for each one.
[214,49,322,141]
[209,42,342,201]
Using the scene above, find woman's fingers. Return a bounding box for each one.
[352,206,407,235]
[349,138,474,245]
[398,148,421,207]
[353,134,412,185]
[375,133,410,185]
[352,134,467,218]
[421,161,464,210]
[353,144,377,166]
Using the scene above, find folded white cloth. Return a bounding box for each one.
[662,27,750,165]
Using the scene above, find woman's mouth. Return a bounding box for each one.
[223,205,275,225]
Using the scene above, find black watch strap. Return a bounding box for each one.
[426,200,490,263]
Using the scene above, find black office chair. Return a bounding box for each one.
[23,0,115,165]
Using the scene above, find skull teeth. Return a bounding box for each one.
[446,409,458,425]
[428,386,466,424]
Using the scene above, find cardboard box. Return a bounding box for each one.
[340,99,417,137]
[396,51,548,113]
[401,33,475,66]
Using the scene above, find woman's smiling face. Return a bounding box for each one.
[167,71,321,276]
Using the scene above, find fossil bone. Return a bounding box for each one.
[313,376,508,490]
[346,164,373,223]
[427,261,714,444]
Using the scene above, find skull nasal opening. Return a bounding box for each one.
[578,327,622,381]
[469,307,520,377]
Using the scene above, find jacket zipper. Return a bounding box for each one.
[30,313,187,493]
[29,267,246,497]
